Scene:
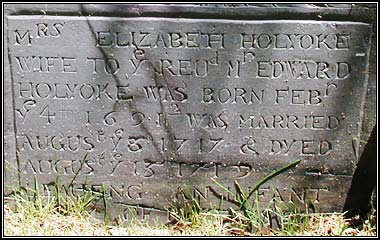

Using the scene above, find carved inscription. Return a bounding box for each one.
[8,16,371,213]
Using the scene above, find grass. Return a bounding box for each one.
[3,159,377,236]
[4,192,376,236]
[209,159,302,233]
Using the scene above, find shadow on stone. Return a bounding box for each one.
[343,125,377,218]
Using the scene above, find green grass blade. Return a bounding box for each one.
[68,151,89,187]
[240,159,301,210]
[234,180,247,204]
[211,178,236,199]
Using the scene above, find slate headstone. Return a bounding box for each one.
[3,4,376,222]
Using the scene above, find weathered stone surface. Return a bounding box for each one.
[3,4,376,222]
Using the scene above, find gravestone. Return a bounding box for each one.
[4,4,376,222]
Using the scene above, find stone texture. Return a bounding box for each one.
[3,4,376,222]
